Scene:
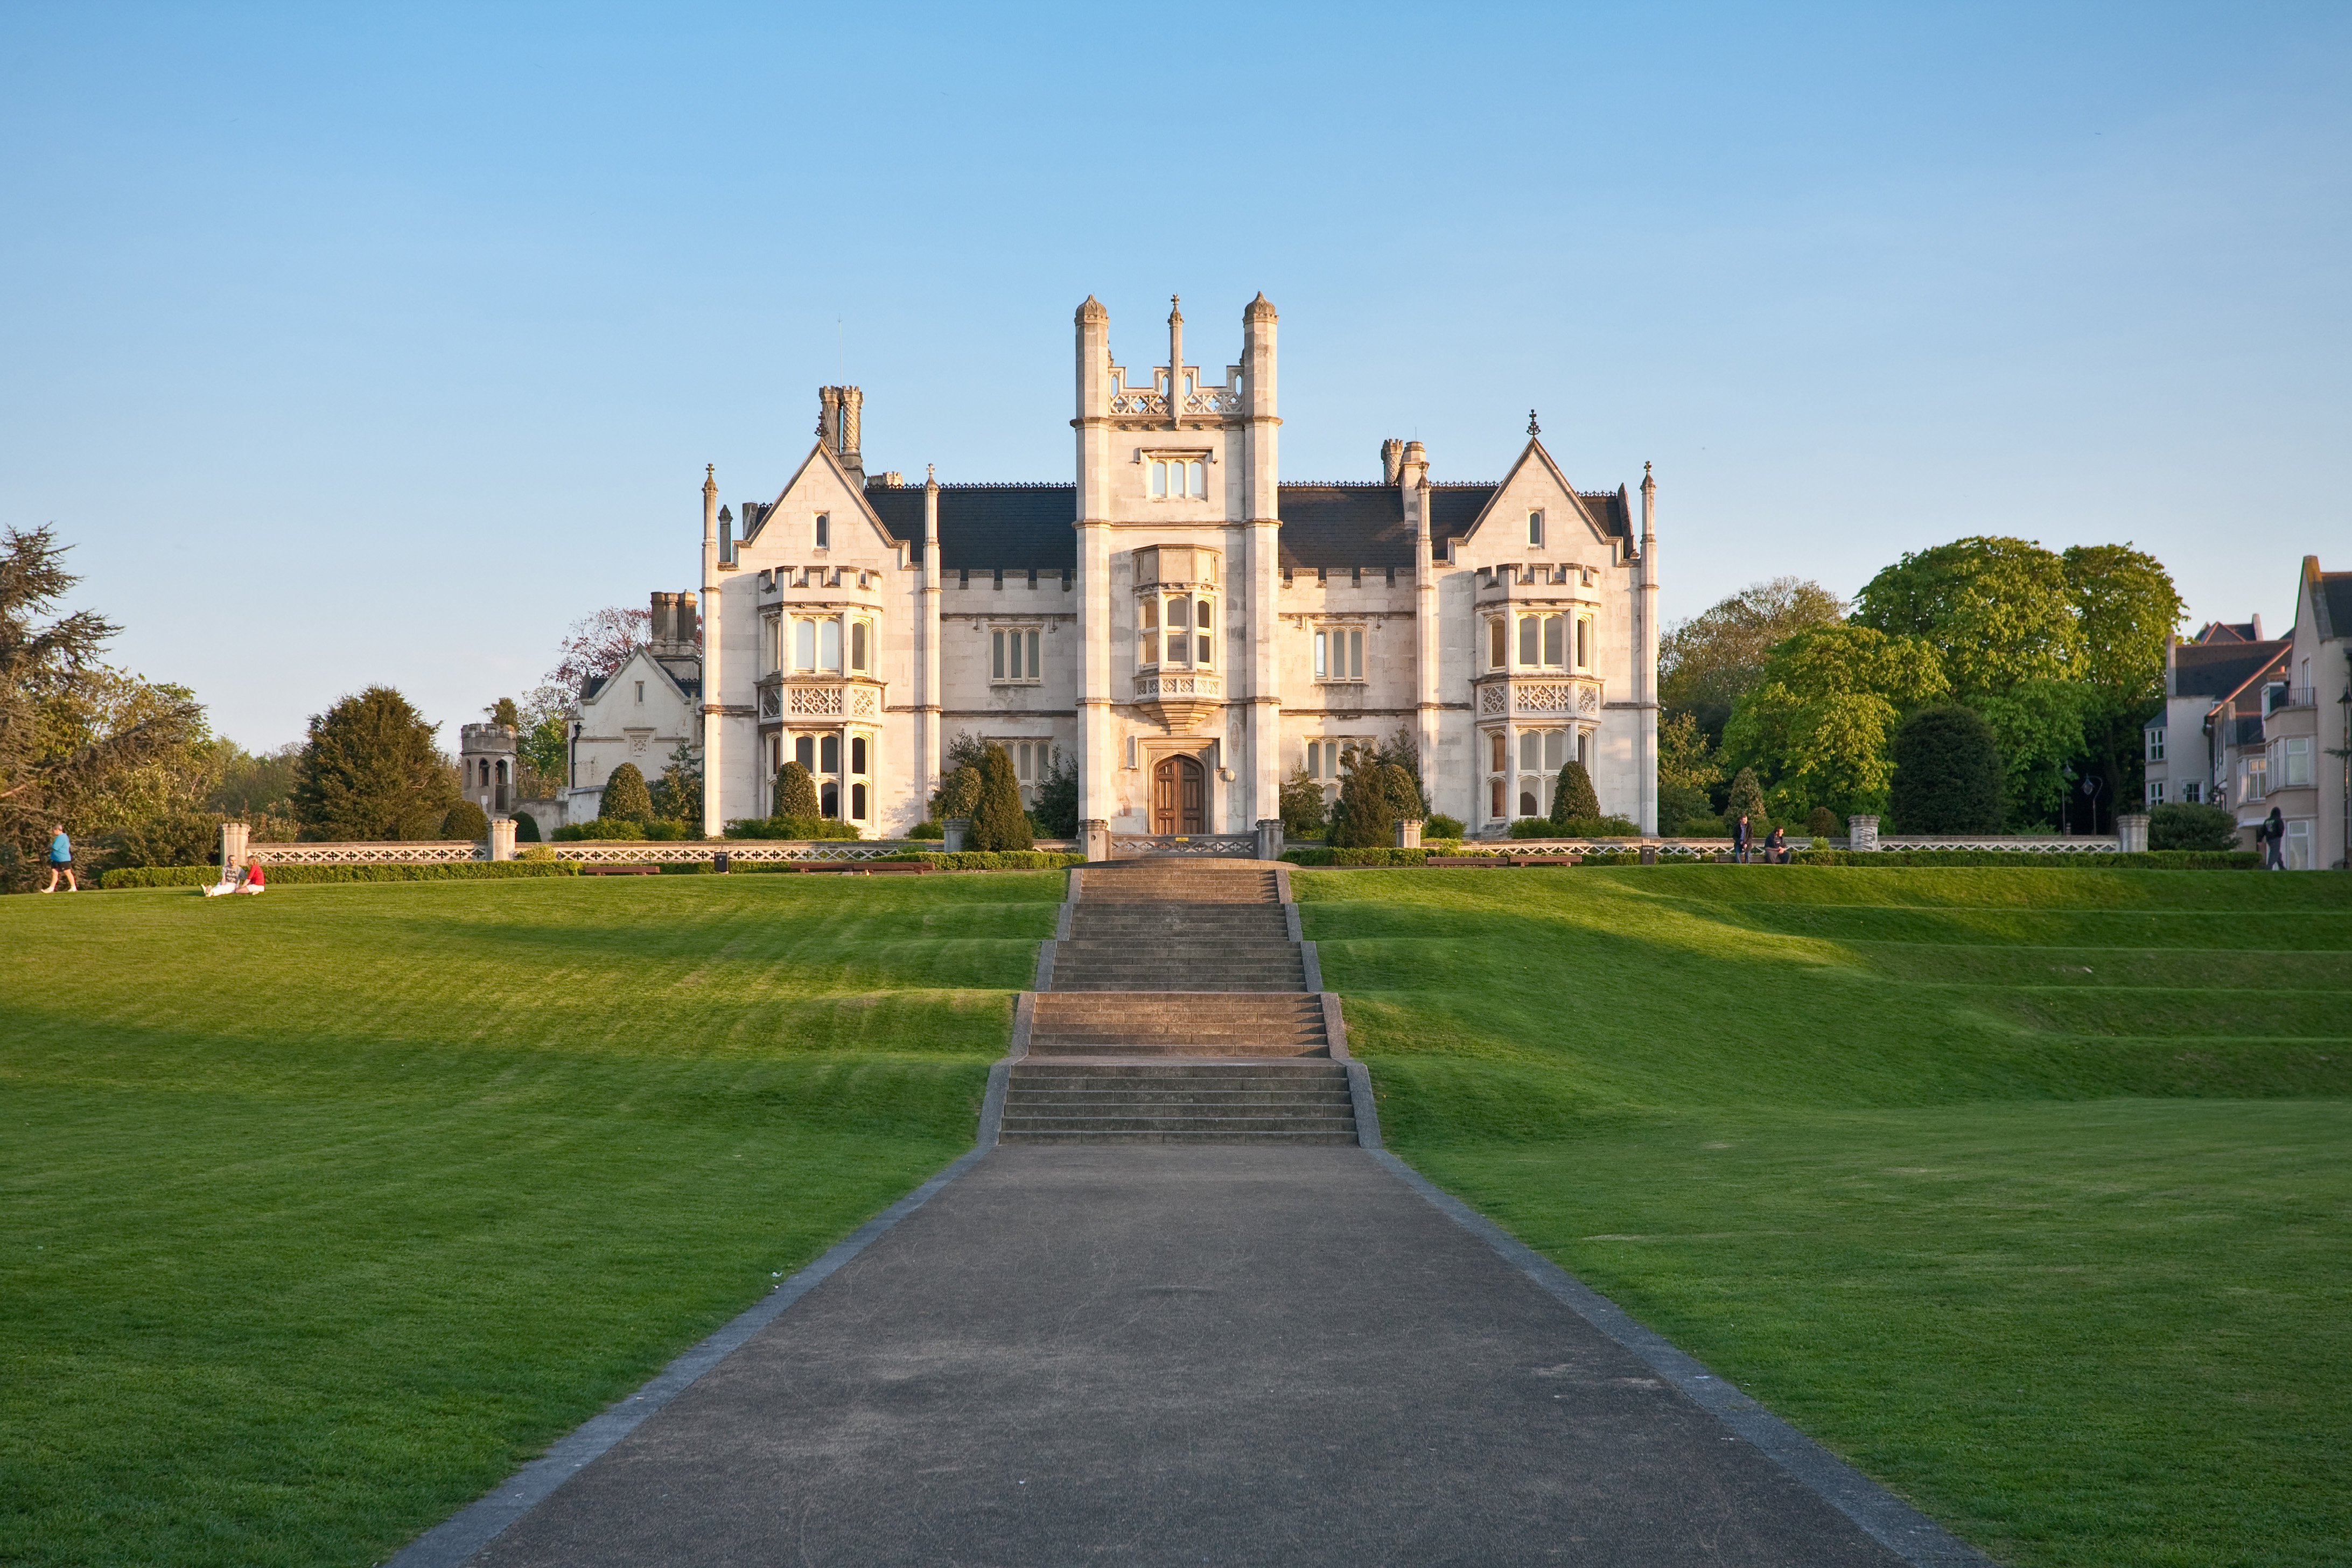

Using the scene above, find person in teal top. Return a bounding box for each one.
[43,824,77,893]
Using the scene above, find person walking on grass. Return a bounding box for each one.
[41,824,77,892]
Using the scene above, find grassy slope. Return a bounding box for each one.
[0,874,1061,1568]
[1299,866,2351,1568]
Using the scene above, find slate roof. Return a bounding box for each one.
[857,478,1633,572]
[2196,621,2263,643]
[2169,639,2288,699]
[2318,571,2352,641]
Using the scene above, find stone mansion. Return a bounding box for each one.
[594,296,1662,844]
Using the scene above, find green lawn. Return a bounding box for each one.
[0,874,1061,1568]
[6,867,2346,1568]
[1299,866,2352,1568]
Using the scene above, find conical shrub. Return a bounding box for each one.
[599,762,653,822]
[1548,761,1600,827]
[443,799,490,841]
[774,761,821,819]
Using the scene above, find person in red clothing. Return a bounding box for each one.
[237,860,267,894]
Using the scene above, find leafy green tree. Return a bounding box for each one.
[1548,760,1600,827]
[774,760,821,820]
[1888,706,2006,832]
[1279,766,1328,840]
[1721,626,1948,816]
[1660,578,1849,742]
[2063,544,2186,703]
[443,799,491,841]
[1656,712,1723,832]
[598,762,653,823]
[486,697,522,730]
[1374,726,1431,815]
[647,742,702,824]
[2148,801,2237,851]
[934,763,982,822]
[1328,747,1398,848]
[207,741,302,817]
[1807,806,1840,838]
[292,687,459,842]
[968,744,1032,850]
[0,527,208,885]
[1032,751,1080,838]
[1977,678,2091,828]
[1852,537,2083,703]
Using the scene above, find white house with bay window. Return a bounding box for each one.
[673,294,1657,844]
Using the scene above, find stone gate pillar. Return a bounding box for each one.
[220,820,250,871]
[1082,818,1111,862]
[1847,814,1880,852]
[489,817,517,861]
[2117,813,2150,853]
[1257,818,1285,860]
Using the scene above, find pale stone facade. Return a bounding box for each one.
[561,592,703,824]
[695,295,1659,843]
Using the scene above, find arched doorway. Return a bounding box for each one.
[1151,755,1205,834]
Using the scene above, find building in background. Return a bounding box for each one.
[695,294,1660,844]
[557,592,702,828]
[2145,558,2352,867]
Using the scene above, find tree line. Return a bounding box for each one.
[1659,537,2190,837]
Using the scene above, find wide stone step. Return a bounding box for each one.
[998,1129,1361,1145]
[1012,1060,1345,1079]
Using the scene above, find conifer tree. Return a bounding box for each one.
[1723,766,1768,832]
[598,762,653,823]
[969,743,1032,850]
[773,760,821,820]
[1888,706,2005,832]
[1548,760,1600,827]
[292,686,459,842]
[1329,747,1397,848]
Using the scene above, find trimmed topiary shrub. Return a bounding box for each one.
[443,800,489,842]
[968,745,1032,851]
[1548,761,1600,827]
[514,811,542,842]
[2148,801,2239,851]
[100,862,580,888]
[599,764,653,823]
[905,818,944,839]
[934,764,983,824]
[1889,706,2005,833]
[880,851,1084,870]
[774,761,821,820]
[1424,813,1465,840]
[1808,806,1840,838]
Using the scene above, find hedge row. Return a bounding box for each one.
[100,862,580,889]
[1280,848,1431,867]
[887,851,1087,871]
[1788,849,2260,870]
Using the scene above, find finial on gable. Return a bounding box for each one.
[1076,295,1108,324]
[926,463,936,486]
[1244,291,1277,321]
[1528,410,1540,437]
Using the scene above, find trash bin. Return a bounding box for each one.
[712,851,731,874]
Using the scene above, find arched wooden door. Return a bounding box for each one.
[1151,755,1205,834]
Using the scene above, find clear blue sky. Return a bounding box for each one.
[4,2,2346,750]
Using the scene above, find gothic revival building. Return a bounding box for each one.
[697,295,1660,844]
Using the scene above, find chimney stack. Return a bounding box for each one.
[1398,439,1428,488]
[1381,438,1404,486]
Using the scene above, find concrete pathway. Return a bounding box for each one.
[464,1148,1921,1567]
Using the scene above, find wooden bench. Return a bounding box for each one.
[780,861,933,875]
[581,864,664,876]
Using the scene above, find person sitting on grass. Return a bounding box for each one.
[41,825,76,893]
[204,859,265,897]
[237,860,266,894]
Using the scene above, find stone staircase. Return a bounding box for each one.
[999,857,1362,1146]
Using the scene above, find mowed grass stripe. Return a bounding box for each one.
[0,873,1061,1568]
[1297,865,2351,1568]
